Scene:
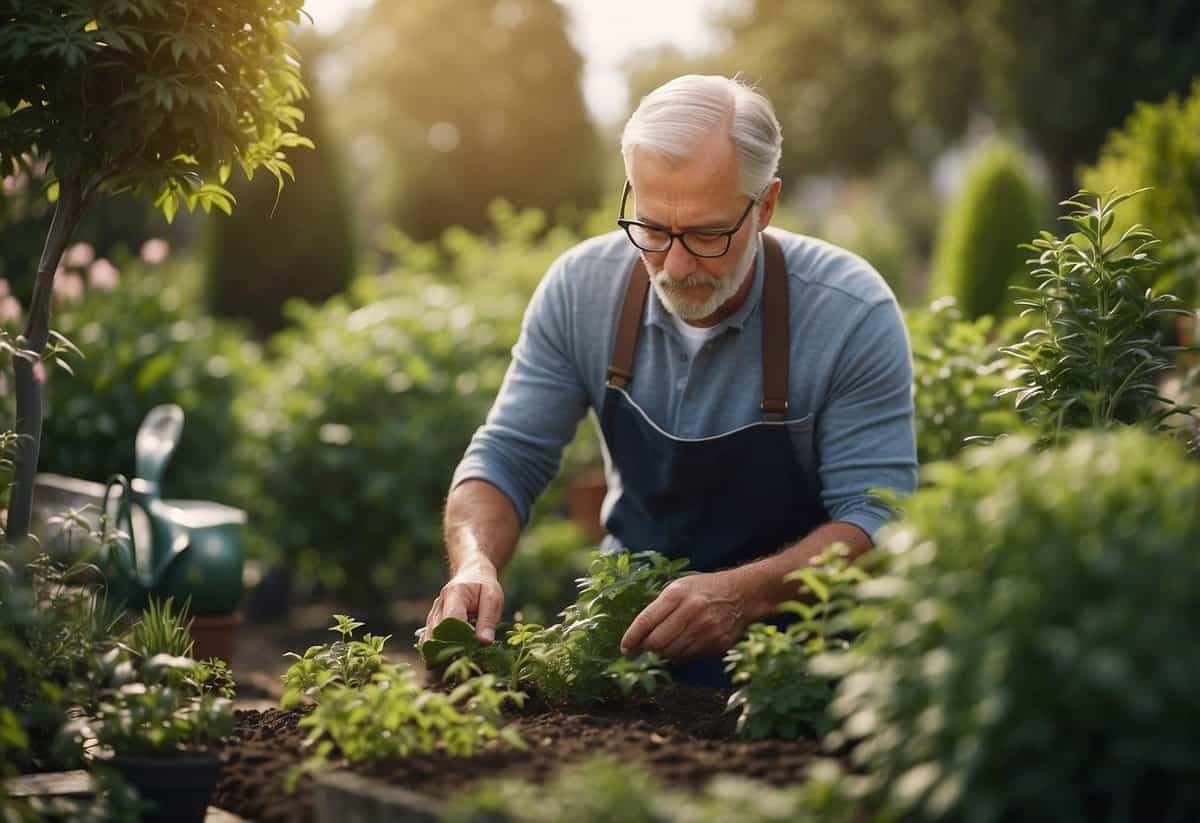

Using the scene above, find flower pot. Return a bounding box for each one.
[110,752,220,823]
[188,612,242,663]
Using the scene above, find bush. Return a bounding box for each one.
[827,429,1200,822]
[930,139,1045,319]
[906,297,1025,463]
[1080,77,1200,304]
[38,253,259,504]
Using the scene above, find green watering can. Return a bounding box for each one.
[101,404,246,615]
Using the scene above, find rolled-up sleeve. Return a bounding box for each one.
[450,255,590,525]
[817,299,918,541]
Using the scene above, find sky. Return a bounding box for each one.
[300,0,738,125]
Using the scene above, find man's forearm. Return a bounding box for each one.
[443,479,522,576]
[728,521,873,622]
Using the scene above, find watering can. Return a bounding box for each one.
[100,405,246,615]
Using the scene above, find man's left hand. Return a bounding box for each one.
[619,570,759,661]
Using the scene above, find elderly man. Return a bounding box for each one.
[422,74,917,685]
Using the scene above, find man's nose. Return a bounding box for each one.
[664,236,697,279]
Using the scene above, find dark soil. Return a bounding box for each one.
[214,685,820,823]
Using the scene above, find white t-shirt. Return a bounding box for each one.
[668,310,722,359]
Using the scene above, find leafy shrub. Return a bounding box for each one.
[236,206,588,598]
[724,544,866,740]
[444,757,865,823]
[826,429,1200,822]
[930,139,1045,319]
[906,297,1026,463]
[999,189,1195,442]
[39,254,259,504]
[421,550,686,705]
[1080,78,1200,303]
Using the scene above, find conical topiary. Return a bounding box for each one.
[930,139,1045,319]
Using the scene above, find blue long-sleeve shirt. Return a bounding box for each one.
[451,227,917,543]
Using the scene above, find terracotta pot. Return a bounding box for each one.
[189,612,242,663]
[566,466,608,544]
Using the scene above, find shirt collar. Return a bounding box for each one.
[643,233,766,335]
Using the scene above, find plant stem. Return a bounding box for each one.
[6,169,87,545]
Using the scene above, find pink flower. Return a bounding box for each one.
[0,278,10,299]
[63,242,95,269]
[33,361,46,384]
[88,258,120,292]
[52,271,84,306]
[0,296,22,326]
[140,238,170,265]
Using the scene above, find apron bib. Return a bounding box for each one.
[598,234,830,686]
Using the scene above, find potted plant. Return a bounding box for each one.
[81,652,233,823]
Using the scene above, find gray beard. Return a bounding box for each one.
[649,229,759,323]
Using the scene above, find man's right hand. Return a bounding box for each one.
[420,559,504,645]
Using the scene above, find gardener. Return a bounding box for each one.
[422,74,917,686]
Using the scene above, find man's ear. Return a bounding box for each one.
[757,178,783,229]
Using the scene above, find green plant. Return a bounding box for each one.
[82,654,234,757]
[501,516,592,624]
[38,254,260,504]
[279,614,389,708]
[1080,77,1200,304]
[826,429,1200,822]
[125,596,193,660]
[930,138,1045,320]
[723,544,867,740]
[999,189,1196,442]
[0,0,312,544]
[906,297,1028,463]
[421,550,686,705]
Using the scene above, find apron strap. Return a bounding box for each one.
[760,233,789,422]
[605,256,650,390]
[604,234,790,423]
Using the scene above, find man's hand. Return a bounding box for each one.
[619,570,760,661]
[420,560,504,645]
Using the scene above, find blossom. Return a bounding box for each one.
[63,242,95,269]
[52,270,85,306]
[88,258,120,292]
[140,238,170,265]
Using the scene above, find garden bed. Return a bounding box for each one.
[213,684,821,822]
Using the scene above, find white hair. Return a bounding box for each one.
[620,74,783,197]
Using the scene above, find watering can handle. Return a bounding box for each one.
[101,474,143,588]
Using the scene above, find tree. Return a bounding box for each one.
[329,0,602,241]
[0,0,312,542]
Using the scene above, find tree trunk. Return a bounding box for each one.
[5,171,86,545]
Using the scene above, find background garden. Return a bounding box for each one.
[2,0,1200,821]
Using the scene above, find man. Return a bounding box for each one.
[422,74,917,685]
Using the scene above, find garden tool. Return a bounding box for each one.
[100,404,245,615]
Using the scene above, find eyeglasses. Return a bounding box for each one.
[616,179,762,258]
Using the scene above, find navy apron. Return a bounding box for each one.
[599,234,830,687]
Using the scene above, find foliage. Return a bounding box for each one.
[999,189,1195,441]
[125,595,192,660]
[421,551,686,705]
[235,207,583,597]
[279,614,389,709]
[930,139,1045,320]
[38,254,260,503]
[444,757,868,823]
[0,0,311,219]
[723,544,867,740]
[826,429,1200,822]
[906,298,1026,463]
[79,652,233,757]
[328,0,601,240]
[1080,77,1200,304]
[205,31,357,337]
[0,0,311,544]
